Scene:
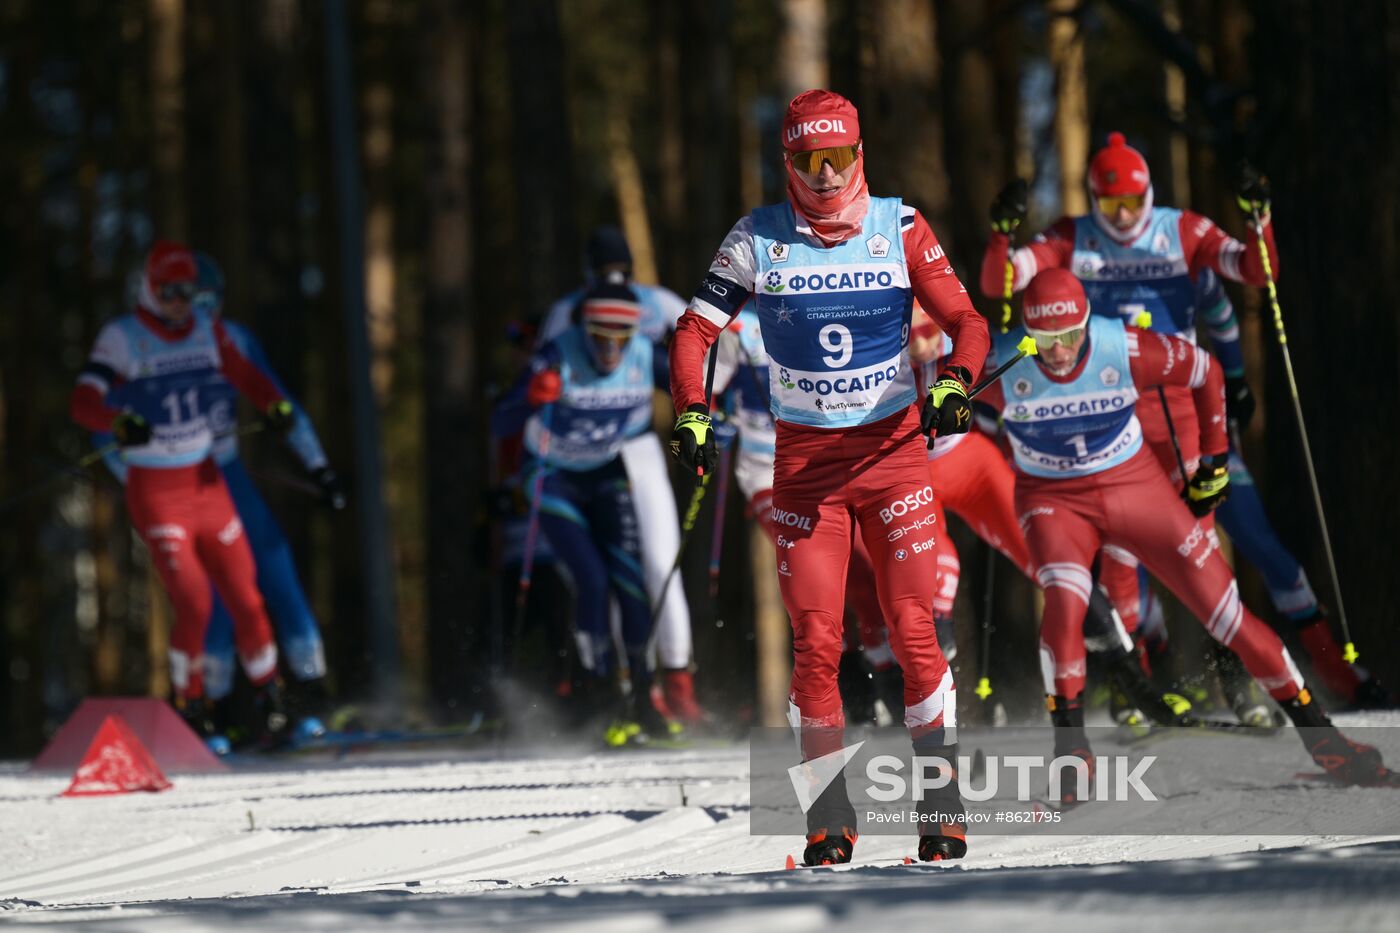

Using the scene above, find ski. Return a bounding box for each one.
[1293,768,1400,788]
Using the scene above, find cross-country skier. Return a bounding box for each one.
[669,90,991,865]
[94,253,345,746]
[70,240,292,744]
[983,268,1383,797]
[538,228,704,724]
[494,280,675,745]
[981,133,1386,711]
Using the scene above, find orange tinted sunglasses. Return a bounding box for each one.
[1097,194,1146,214]
[789,144,861,175]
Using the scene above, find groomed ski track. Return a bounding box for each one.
[2,712,1398,931]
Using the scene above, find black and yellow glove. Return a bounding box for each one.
[1186,453,1231,516]
[671,404,717,479]
[990,178,1028,235]
[265,400,296,435]
[112,412,152,448]
[920,366,974,448]
[1236,161,1271,220]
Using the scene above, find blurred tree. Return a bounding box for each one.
[505,0,578,319]
[419,0,482,717]
[1251,0,1400,683]
[1047,0,1089,215]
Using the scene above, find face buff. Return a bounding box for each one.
[782,90,871,247]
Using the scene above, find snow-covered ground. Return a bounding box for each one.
[3,714,1399,931]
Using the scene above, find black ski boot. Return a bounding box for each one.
[286,677,330,744]
[1281,687,1385,785]
[605,679,680,747]
[175,695,232,756]
[1213,643,1279,727]
[1048,694,1095,805]
[251,679,292,749]
[914,742,967,861]
[802,756,859,866]
[1353,676,1397,710]
[1107,645,1189,727]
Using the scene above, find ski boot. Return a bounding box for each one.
[605,684,681,747]
[251,678,293,750]
[1281,687,1385,785]
[1048,694,1095,806]
[803,774,859,866]
[1211,642,1282,728]
[175,695,232,756]
[914,742,967,861]
[287,677,329,743]
[1353,676,1397,710]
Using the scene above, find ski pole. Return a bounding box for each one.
[0,420,267,518]
[707,442,732,600]
[975,264,1018,700]
[999,248,1014,335]
[1249,205,1357,662]
[514,402,553,636]
[647,468,712,634]
[968,334,1039,400]
[1156,385,1192,493]
[0,441,120,518]
[974,542,997,701]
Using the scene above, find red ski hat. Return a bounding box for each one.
[782,90,860,152]
[145,240,197,287]
[1022,268,1090,336]
[1088,132,1150,197]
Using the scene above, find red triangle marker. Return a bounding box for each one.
[61,714,173,797]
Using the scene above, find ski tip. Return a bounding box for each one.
[785,854,797,870]
[902,856,914,865]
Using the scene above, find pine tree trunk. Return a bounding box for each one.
[1047,0,1089,216]
[420,0,480,716]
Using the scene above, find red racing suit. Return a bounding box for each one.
[71,307,284,701]
[671,199,989,753]
[981,321,1305,702]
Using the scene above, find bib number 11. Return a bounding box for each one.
[819,324,853,368]
[162,388,200,424]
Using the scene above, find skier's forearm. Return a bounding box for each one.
[69,383,119,432]
[670,310,724,413]
[979,232,1013,298]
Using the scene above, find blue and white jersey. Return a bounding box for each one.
[1071,208,1196,341]
[997,316,1141,478]
[94,318,328,482]
[82,309,228,469]
[209,321,327,469]
[748,197,915,428]
[509,328,658,472]
[713,309,776,461]
[539,282,687,346]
